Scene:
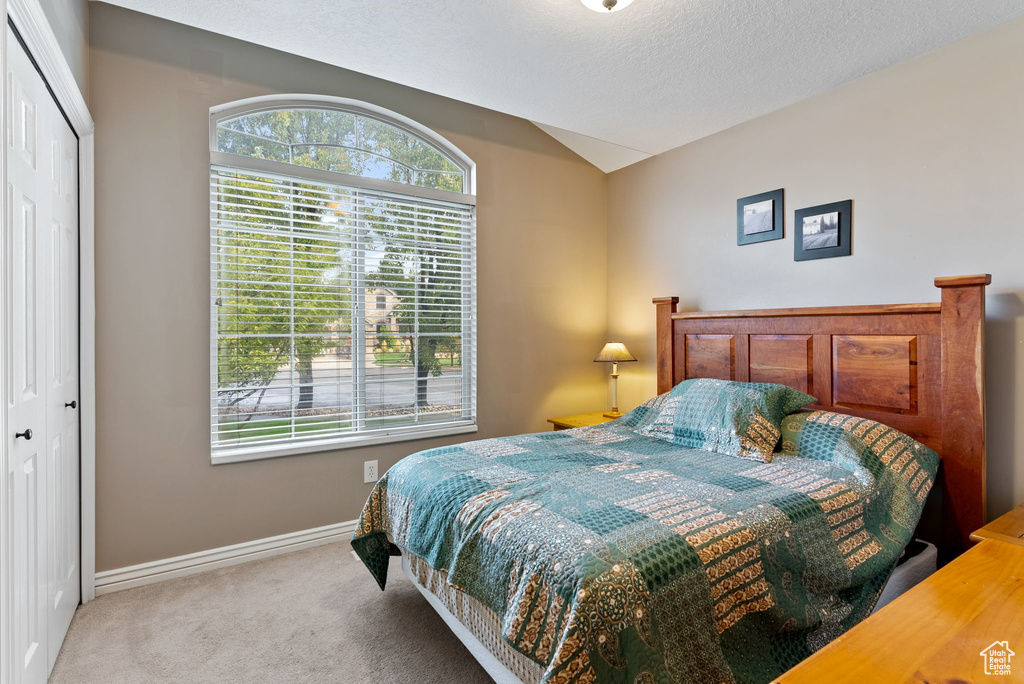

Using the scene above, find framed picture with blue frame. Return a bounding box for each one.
[794,199,853,261]
[737,188,784,245]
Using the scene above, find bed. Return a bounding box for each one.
[352,274,989,684]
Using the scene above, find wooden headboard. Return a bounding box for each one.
[653,274,990,560]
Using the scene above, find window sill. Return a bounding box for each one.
[211,421,478,465]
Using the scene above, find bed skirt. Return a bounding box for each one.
[401,551,541,684]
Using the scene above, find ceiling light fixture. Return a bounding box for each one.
[580,0,636,12]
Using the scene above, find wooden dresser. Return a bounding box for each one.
[775,504,1024,683]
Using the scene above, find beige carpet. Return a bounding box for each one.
[50,543,492,683]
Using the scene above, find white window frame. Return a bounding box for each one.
[209,95,477,465]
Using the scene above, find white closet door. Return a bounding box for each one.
[43,73,79,672]
[8,28,50,684]
[6,25,79,683]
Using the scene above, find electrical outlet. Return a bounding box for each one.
[363,460,379,483]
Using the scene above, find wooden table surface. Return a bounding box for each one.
[774,539,1024,683]
[971,502,1024,547]
[546,412,614,430]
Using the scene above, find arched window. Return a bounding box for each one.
[210,96,476,462]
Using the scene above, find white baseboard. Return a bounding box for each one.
[94,520,358,596]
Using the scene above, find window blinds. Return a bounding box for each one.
[211,165,476,457]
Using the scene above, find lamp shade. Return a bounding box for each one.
[594,343,637,363]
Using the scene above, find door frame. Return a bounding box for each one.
[1,0,94,680]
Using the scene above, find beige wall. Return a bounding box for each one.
[89,4,607,571]
[37,0,88,95]
[607,16,1024,518]
[90,3,1024,569]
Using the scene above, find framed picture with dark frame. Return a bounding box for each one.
[794,200,852,261]
[737,188,784,245]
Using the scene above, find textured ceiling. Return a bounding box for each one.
[95,0,1024,171]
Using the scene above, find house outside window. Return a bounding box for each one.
[210,95,477,463]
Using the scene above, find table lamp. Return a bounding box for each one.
[594,343,637,418]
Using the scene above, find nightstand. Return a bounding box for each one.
[546,412,616,431]
[970,501,1024,546]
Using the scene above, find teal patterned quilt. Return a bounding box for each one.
[352,400,938,684]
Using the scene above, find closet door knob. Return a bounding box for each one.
[15,429,33,440]
[65,401,77,409]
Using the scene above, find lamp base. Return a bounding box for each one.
[603,410,624,419]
